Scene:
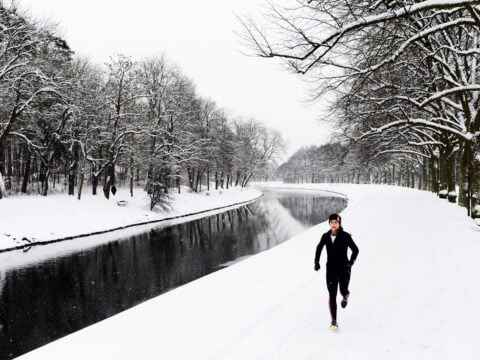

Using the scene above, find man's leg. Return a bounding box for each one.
[339,266,351,308]
[326,270,339,322]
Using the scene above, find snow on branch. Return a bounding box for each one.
[357,118,472,141]
[242,0,480,74]
[370,148,431,160]
[351,17,475,76]
[419,85,480,108]
[9,132,43,150]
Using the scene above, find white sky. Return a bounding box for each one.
[18,0,333,159]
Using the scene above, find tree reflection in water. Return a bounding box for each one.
[276,193,347,226]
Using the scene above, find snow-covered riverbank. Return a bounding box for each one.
[17,183,480,360]
[0,186,262,253]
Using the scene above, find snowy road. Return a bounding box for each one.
[17,184,480,359]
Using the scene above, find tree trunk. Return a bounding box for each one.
[41,169,50,196]
[92,171,99,196]
[103,162,115,199]
[207,168,210,191]
[68,142,80,196]
[430,157,437,194]
[0,146,5,182]
[242,173,253,188]
[405,165,410,188]
[177,172,181,194]
[446,145,456,196]
[459,140,477,216]
[195,168,203,193]
[188,167,195,191]
[0,171,5,199]
[109,161,116,190]
[5,143,13,191]
[148,136,156,184]
[439,146,447,193]
[103,177,110,199]
[130,156,134,197]
[235,171,241,186]
[21,150,31,194]
[77,171,85,200]
[422,163,428,191]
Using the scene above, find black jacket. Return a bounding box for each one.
[314,229,359,268]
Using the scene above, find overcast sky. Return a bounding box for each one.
[18,0,333,159]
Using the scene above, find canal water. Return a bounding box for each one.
[0,189,347,359]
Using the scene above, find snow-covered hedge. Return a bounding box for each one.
[439,189,448,199]
[447,191,457,203]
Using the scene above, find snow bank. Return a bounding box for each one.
[17,183,480,360]
[0,186,262,253]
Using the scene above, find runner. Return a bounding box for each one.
[314,213,359,330]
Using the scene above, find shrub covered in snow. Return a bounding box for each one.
[145,181,171,211]
[438,189,448,199]
[473,205,480,219]
[448,191,457,203]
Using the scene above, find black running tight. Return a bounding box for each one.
[326,266,351,321]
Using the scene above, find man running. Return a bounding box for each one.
[314,213,359,330]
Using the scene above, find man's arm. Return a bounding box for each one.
[348,235,359,264]
[314,236,325,270]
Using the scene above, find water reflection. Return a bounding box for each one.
[277,193,347,226]
[0,190,346,359]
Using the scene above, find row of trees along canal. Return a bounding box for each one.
[0,4,285,209]
[242,0,480,218]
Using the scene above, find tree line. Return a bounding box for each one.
[241,0,480,218]
[0,4,285,209]
[277,143,443,192]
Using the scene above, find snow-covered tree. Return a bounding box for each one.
[94,54,144,199]
[241,0,480,215]
[234,118,286,187]
[0,4,74,196]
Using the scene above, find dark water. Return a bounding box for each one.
[0,189,346,359]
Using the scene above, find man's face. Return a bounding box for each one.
[329,220,340,233]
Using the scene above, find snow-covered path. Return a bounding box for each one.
[17,184,480,359]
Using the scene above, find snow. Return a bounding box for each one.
[14,183,480,359]
[0,186,262,253]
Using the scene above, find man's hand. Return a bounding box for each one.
[314,263,320,271]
